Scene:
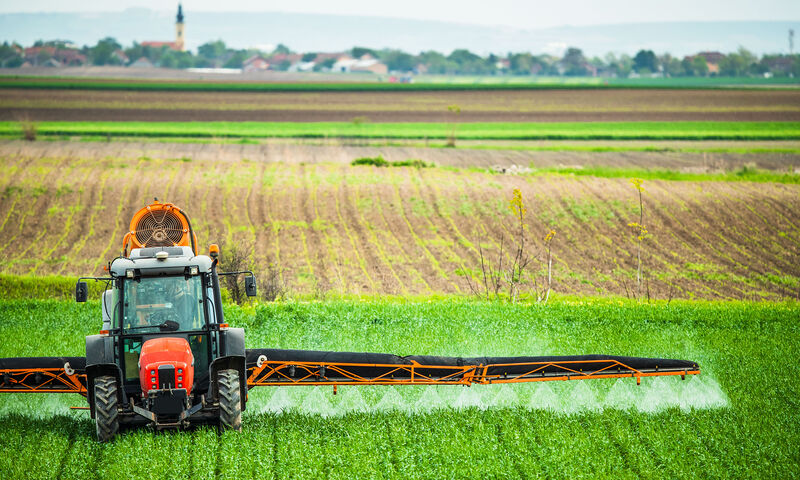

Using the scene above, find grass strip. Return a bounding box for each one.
[1,76,798,92]
[1,121,798,141]
[524,165,800,184]
[4,133,799,154]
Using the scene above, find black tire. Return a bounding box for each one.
[218,369,242,432]
[94,375,119,442]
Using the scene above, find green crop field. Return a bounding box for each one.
[0,297,797,479]
[2,121,799,140]
[1,75,798,92]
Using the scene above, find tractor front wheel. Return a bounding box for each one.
[94,375,119,442]
[218,369,242,431]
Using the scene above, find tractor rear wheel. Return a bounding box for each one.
[218,369,242,431]
[94,375,119,442]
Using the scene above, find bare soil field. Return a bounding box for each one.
[3,139,798,171]
[0,141,797,300]
[3,88,799,122]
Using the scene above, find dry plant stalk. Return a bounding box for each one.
[627,178,650,300]
[466,188,555,303]
[446,104,460,148]
[17,114,37,141]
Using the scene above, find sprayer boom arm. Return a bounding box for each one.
[0,350,699,394]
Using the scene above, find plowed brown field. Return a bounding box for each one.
[3,88,800,122]
[1,141,797,300]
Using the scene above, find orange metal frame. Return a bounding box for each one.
[246,359,701,387]
[0,359,700,396]
[0,368,87,395]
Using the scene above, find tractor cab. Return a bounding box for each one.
[108,246,216,401]
[75,200,256,440]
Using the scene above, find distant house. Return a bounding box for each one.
[352,54,388,74]
[23,46,86,66]
[58,49,88,66]
[289,61,317,72]
[130,57,154,68]
[112,50,129,65]
[333,54,388,75]
[242,55,269,72]
[268,53,303,70]
[762,56,794,75]
[332,55,356,72]
[685,51,726,74]
[314,52,344,62]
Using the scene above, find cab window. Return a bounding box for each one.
[121,275,205,332]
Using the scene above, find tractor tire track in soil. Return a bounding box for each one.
[1,143,798,299]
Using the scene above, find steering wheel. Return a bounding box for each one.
[148,310,180,327]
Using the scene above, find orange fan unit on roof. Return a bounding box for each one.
[122,200,197,256]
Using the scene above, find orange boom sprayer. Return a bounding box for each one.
[122,199,198,256]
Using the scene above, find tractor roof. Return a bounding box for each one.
[110,246,214,277]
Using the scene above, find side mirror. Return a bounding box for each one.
[75,281,88,303]
[245,276,257,297]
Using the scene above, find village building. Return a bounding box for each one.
[242,55,269,72]
[332,54,388,75]
[141,4,185,52]
[268,53,303,70]
[685,51,726,74]
[23,46,87,66]
[129,57,154,68]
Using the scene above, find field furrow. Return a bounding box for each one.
[0,144,796,299]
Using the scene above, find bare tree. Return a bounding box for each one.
[259,259,285,302]
[218,242,250,305]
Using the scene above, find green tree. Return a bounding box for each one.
[273,43,292,54]
[509,53,533,74]
[719,47,757,76]
[381,49,415,72]
[89,37,121,65]
[633,49,657,73]
[351,46,376,58]
[224,51,247,68]
[301,52,317,62]
[418,50,455,74]
[175,51,194,69]
[690,56,709,76]
[313,58,336,71]
[605,53,634,77]
[159,51,177,68]
[660,54,685,77]
[561,47,588,76]
[198,40,226,66]
[447,49,491,74]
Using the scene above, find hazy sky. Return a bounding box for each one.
[3,0,799,29]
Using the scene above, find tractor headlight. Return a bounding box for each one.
[190,266,198,275]
[126,269,135,279]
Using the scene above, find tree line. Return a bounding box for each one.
[1,38,798,78]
